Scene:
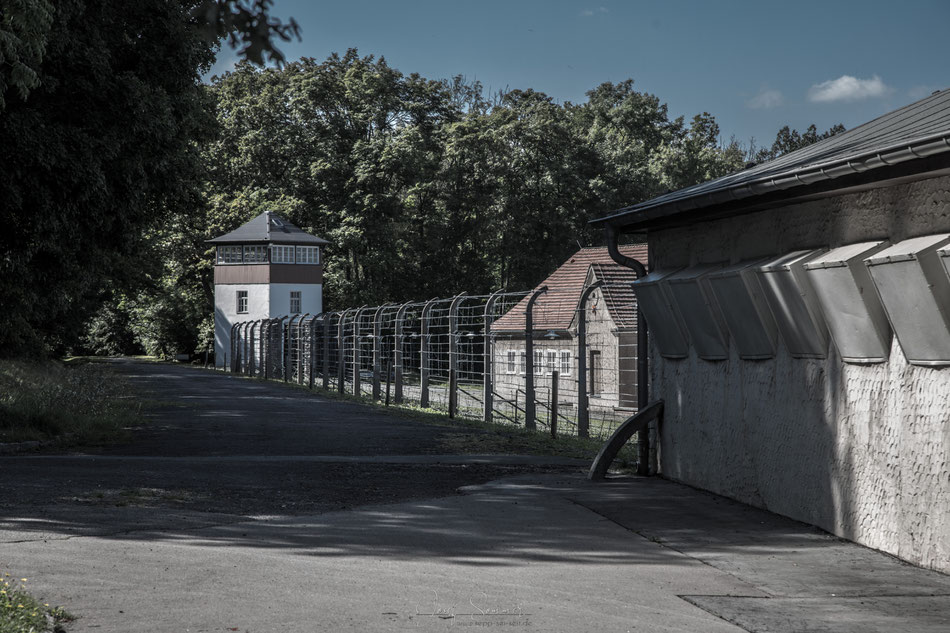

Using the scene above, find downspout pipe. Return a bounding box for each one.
[605,223,651,476]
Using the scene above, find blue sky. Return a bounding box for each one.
[208,0,950,148]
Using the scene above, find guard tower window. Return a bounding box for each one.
[236,290,248,314]
[271,245,295,264]
[296,246,320,264]
[243,245,267,263]
[290,291,301,314]
[217,246,243,264]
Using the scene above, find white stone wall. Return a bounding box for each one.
[650,173,950,573]
[268,283,323,318]
[214,282,323,368]
[214,284,270,367]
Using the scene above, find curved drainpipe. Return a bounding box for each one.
[605,223,652,476]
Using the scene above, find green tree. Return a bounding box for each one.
[754,123,846,162]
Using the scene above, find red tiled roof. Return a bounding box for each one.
[492,244,647,332]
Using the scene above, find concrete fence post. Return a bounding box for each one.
[550,370,559,438]
[393,302,412,404]
[297,313,310,385]
[576,281,602,439]
[309,314,321,389]
[276,316,289,380]
[419,298,437,408]
[448,293,467,418]
[248,320,259,376]
[352,307,371,397]
[242,321,251,375]
[482,290,504,424]
[323,313,332,390]
[229,323,239,373]
[338,309,352,394]
[524,286,548,431]
[372,305,390,400]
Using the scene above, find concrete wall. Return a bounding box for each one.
[268,283,323,318]
[213,282,323,368]
[214,283,270,368]
[650,173,950,573]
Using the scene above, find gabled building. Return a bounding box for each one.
[491,245,646,417]
[208,212,329,368]
[593,88,950,573]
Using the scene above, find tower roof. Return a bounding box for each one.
[207,212,330,246]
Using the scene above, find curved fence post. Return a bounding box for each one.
[372,304,391,400]
[338,308,353,393]
[275,316,289,380]
[352,306,371,396]
[241,321,252,375]
[307,312,324,389]
[248,320,260,376]
[524,286,548,430]
[259,318,269,378]
[448,293,468,418]
[297,313,310,384]
[419,298,438,408]
[393,302,412,404]
[229,323,239,373]
[576,281,603,439]
[262,319,272,379]
[323,312,333,390]
[482,290,505,424]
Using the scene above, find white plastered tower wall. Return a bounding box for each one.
[214,284,271,368]
[268,283,323,318]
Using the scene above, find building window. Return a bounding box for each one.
[217,245,243,264]
[546,350,557,374]
[519,351,526,375]
[296,246,319,264]
[533,349,543,375]
[243,245,267,263]
[270,245,295,263]
[236,290,248,314]
[560,350,571,375]
[290,291,301,314]
[506,350,516,374]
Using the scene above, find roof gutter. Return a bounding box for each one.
[604,224,651,475]
[593,130,950,229]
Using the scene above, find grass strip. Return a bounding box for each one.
[0,359,140,445]
[0,573,72,633]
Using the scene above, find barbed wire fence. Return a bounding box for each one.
[226,284,641,440]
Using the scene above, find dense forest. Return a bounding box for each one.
[0,1,842,360]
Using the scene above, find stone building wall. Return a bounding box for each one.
[650,173,950,572]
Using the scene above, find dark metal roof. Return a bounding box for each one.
[207,212,330,245]
[593,88,950,230]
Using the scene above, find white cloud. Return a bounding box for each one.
[747,88,784,110]
[808,75,890,103]
[581,7,609,17]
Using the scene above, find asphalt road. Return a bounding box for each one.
[1,359,948,633]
